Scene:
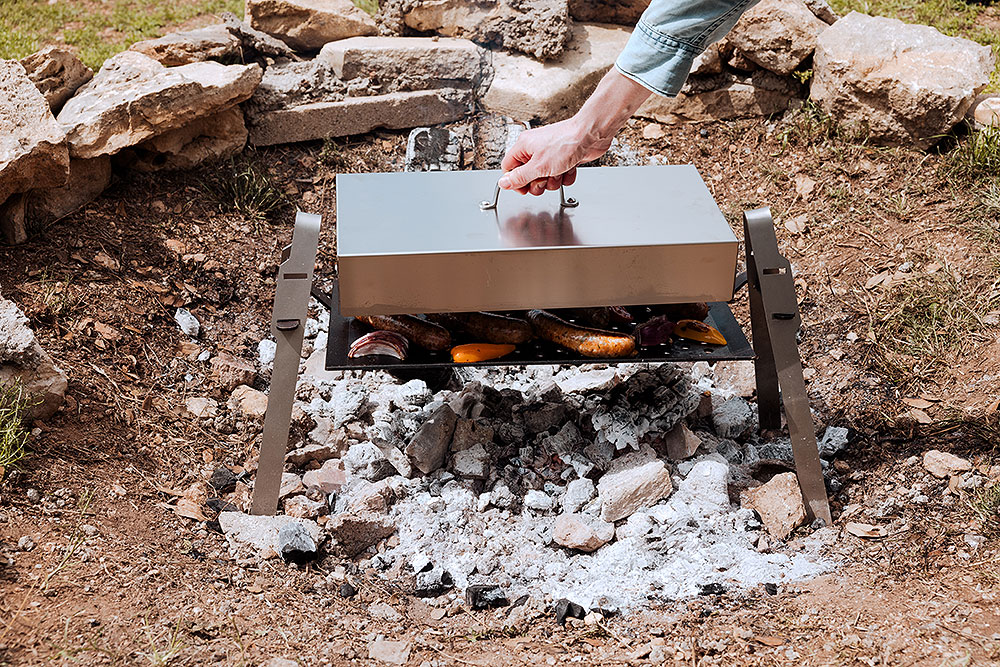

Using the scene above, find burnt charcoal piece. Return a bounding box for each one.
[208,467,238,493]
[466,584,509,610]
[698,583,726,596]
[415,568,454,597]
[553,598,585,624]
[339,581,358,598]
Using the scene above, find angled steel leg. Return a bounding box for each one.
[744,208,832,525]
[251,211,321,516]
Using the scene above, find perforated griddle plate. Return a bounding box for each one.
[321,280,754,371]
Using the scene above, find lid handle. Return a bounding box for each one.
[480,183,579,211]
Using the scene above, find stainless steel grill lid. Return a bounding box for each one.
[336,165,738,316]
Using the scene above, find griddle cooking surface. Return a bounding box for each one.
[322,281,754,371]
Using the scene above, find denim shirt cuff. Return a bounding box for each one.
[614,19,700,98]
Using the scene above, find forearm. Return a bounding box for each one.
[569,69,653,146]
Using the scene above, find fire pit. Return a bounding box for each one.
[250,166,831,529]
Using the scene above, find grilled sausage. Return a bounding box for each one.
[426,311,533,344]
[527,310,636,358]
[356,314,452,351]
[655,302,710,322]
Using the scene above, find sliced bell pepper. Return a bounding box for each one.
[451,343,516,363]
[675,319,727,346]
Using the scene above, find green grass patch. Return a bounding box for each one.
[0,382,33,477]
[830,0,1000,89]
[205,150,288,224]
[949,123,1000,182]
[0,0,243,70]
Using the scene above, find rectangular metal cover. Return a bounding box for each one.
[336,165,738,315]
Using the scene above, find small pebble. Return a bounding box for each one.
[339,581,357,598]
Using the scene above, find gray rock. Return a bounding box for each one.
[636,70,801,124]
[220,11,299,60]
[20,45,93,112]
[247,0,377,52]
[381,0,571,61]
[597,450,672,522]
[414,567,453,597]
[405,404,458,474]
[129,24,241,66]
[247,88,469,146]
[712,397,757,440]
[406,126,464,172]
[740,472,806,540]
[174,308,201,337]
[818,426,849,458]
[343,441,397,482]
[727,0,827,75]
[219,511,321,558]
[0,295,67,419]
[811,12,994,149]
[277,521,319,561]
[524,489,554,512]
[56,51,261,159]
[320,36,492,95]
[661,423,702,460]
[0,61,69,242]
[452,443,490,479]
[803,0,838,24]
[562,477,596,513]
[124,105,247,172]
[25,156,110,228]
[553,512,614,552]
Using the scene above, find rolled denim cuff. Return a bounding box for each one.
[614,19,699,98]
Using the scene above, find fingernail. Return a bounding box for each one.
[498,176,511,189]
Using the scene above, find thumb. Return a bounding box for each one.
[498,161,544,190]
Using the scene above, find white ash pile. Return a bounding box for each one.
[219,312,843,611]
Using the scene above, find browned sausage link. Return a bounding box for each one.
[527,310,636,359]
[426,312,533,344]
[356,314,452,351]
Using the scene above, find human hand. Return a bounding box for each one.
[498,119,613,196]
[497,69,653,196]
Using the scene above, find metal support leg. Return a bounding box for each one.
[744,208,832,525]
[250,211,321,516]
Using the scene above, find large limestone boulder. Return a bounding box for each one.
[20,46,94,112]
[0,296,67,420]
[727,0,827,75]
[126,106,248,171]
[0,60,70,243]
[568,0,648,25]
[810,12,995,149]
[129,24,242,66]
[249,89,470,146]
[319,36,493,94]
[483,22,630,121]
[379,0,571,61]
[25,156,111,228]
[57,52,262,159]
[246,0,377,52]
[636,70,802,123]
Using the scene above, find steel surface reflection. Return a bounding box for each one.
[496,209,581,248]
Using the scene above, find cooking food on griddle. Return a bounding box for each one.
[356,314,451,351]
[426,311,532,344]
[636,315,675,347]
[451,343,516,363]
[348,331,409,360]
[674,319,727,345]
[556,306,634,329]
[650,302,710,322]
[527,309,636,359]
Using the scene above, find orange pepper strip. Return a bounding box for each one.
[451,343,516,363]
[675,319,727,346]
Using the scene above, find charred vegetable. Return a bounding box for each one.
[451,343,516,363]
[348,331,409,360]
[675,319,727,345]
[636,316,675,347]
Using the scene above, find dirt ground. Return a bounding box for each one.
[1,112,999,666]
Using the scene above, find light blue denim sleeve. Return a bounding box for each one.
[615,0,763,97]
